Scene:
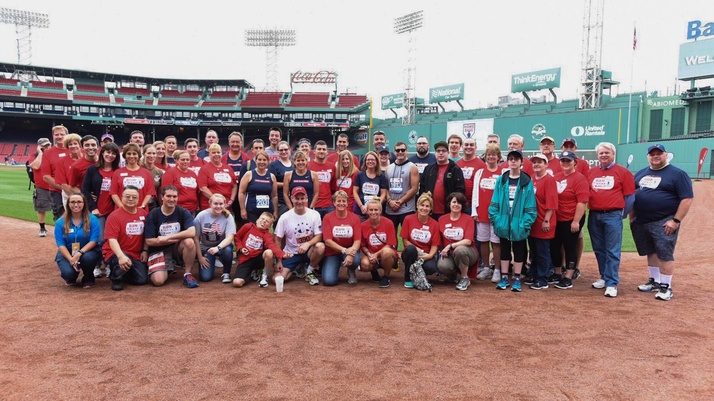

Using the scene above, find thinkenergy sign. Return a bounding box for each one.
[511,68,561,93]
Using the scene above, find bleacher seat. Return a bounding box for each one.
[160,90,203,98]
[31,80,64,90]
[209,91,240,99]
[74,94,111,103]
[75,84,106,93]
[157,99,198,107]
[26,90,68,100]
[286,92,330,108]
[0,88,21,96]
[201,101,237,108]
[0,78,19,86]
[240,92,284,107]
[117,88,152,97]
[336,94,368,108]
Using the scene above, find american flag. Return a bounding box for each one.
[633,27,637,51]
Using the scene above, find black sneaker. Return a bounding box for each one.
[523,276,536,286]
[110,279,124,291]
[371,270,381,282]
[572,268,581,280]
[379,277,391,288]
[529,282,548,290]
[555,277,573,289]
[547,274,562,284]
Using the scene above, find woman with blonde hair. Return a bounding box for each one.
[153,140,169,170]
[141,143,164,209]
[333,150,360,213]
[194,193,236,282]
[161,150,200,214]
[401,191,440,288]
[54,193,102,288]
[359,197,398,287]
[198,143,237,212]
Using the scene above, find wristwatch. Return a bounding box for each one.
[672,217,681,224]
[217,246,222,252]
[342,247,347,255]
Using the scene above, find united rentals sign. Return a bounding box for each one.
[290,70,338,84]
[511,68,561,93]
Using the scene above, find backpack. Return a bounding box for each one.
[409,258,432,292]
[26,160,35,190]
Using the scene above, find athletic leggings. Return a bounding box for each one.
[499,238,527,263]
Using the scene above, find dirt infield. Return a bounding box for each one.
[1,181,712,400]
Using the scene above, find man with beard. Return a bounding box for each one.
[409,135,436,174]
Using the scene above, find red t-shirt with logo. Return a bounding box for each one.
[332,171,358,212]
[322,211,362,256]
[110,167,157,202]
[327,152,359,170]
[360,218,397,254]
[307,160,334,208]
[197,163,236,210]
[438,213,475,248]
[96,168,116,216]
[400,214,440,254]
[102,207,148,261]
[546,157,562,176]
[456,157,486,207]
[188,158,205,176]
[471,167,502,223]
[587,165,635,210]
[554,171,590,222]
[531,173,558,239]
[30,153,50,190]
[40,146,68,192]
[161,167,200,212]
[235,222,284,264]
[55,155,78,186]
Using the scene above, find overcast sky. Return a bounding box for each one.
[1,0,713,118]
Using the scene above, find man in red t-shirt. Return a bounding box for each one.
[538,136,561,176]
[456,138,486,211]
[419,141,465,221]
[104,186,149,291]
[184,138,205,175]
[307,140,335,218]
[40,125,69,220]
[587,142,636,298]
[68,135,99,193]
[327,133,359,168]
[29,138,53,236]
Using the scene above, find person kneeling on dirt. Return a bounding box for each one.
[144,186,197,288]
[273,186,325,286]
[104,186,149,291]
[359,198,398,288]
[233,212,291,288]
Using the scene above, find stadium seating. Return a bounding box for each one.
[157,99,198,107]
[240,92,284,107]
[286,92,331,108]
[75,84,106,93]
[74,93,111,103]
[116,88,152,97]
[160,89,203,98]
[0,78,19,86]
[26,90,68,100]
[336,94,368,108]
[201,101,238,108]
[0,88,21,96]
[209,91,240,99]
[30,80,65,90]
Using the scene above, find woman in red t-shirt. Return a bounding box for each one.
[437,192,479,291]
[551,151,589,290]
[471,143,503,283]
[401,191,440,288]
[110,143,156,210]
[527,154,558,290]
[359,198,397,288]
[198,143,237,211]
[322,190,362,286]
[161,150,200,214]
[333,150,360,213]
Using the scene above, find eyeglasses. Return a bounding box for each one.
[507,157,521,162]
[435,149,448,153]
[278,148,289,152]
[394,149,407,153]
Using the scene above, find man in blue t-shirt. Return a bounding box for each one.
[631,144,694,301]
[144,186,197,288]
[409,135,436,174]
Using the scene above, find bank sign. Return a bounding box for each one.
[381,93,405,110]
[678,38,714,80]
[429,83,464,103]
[511,68,561,93]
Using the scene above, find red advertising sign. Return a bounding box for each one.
[697,147,709,178]
[291,70,337,85]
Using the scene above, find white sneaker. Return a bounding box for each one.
[105,266,111,278]
[306,272,319,286]
[491,268,501,283]
[259,275,269,288]
[39,229,47,237]
[477,267,492,281]
[592,279,606,289]
[221,273,231,283]
[215,260,224,268]
[93,267,103,278]
[604,286,618,297]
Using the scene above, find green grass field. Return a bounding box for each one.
[0,166,635,251]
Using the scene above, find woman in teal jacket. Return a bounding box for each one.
[488,149,537,292]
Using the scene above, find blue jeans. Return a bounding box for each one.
[56,248,102,284]
[108,255,148,285]
[322,252,360,286]
[200,244,234,282]
[315,206,335,220]
[528,237,552,286]
[588,210,623,287]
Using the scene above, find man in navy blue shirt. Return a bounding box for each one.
[630,144,693,301]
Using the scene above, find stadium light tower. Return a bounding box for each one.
[0,7,50,65]
[245,29,296,91]
[394,10,423,126]
[579,0,604,109]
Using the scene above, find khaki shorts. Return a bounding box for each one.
[34,187,52,212]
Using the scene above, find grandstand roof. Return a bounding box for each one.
[0,62,254,88]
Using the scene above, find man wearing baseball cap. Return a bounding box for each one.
[101,133,114,144]
[29,138,53,237]
[631,144,693,301]
[538,136,561,176]
[273,186,325,286]
[561,137,590,176]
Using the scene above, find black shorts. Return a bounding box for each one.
[234,257,266,280]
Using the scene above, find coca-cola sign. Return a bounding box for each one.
[291,70,338,84]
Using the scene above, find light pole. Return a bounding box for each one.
[394,10,423,126]
[0,7,50,65]
[245,29,296,92]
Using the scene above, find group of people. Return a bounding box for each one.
[32,125,693,300]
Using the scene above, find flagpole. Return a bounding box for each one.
[626,23,636,143]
